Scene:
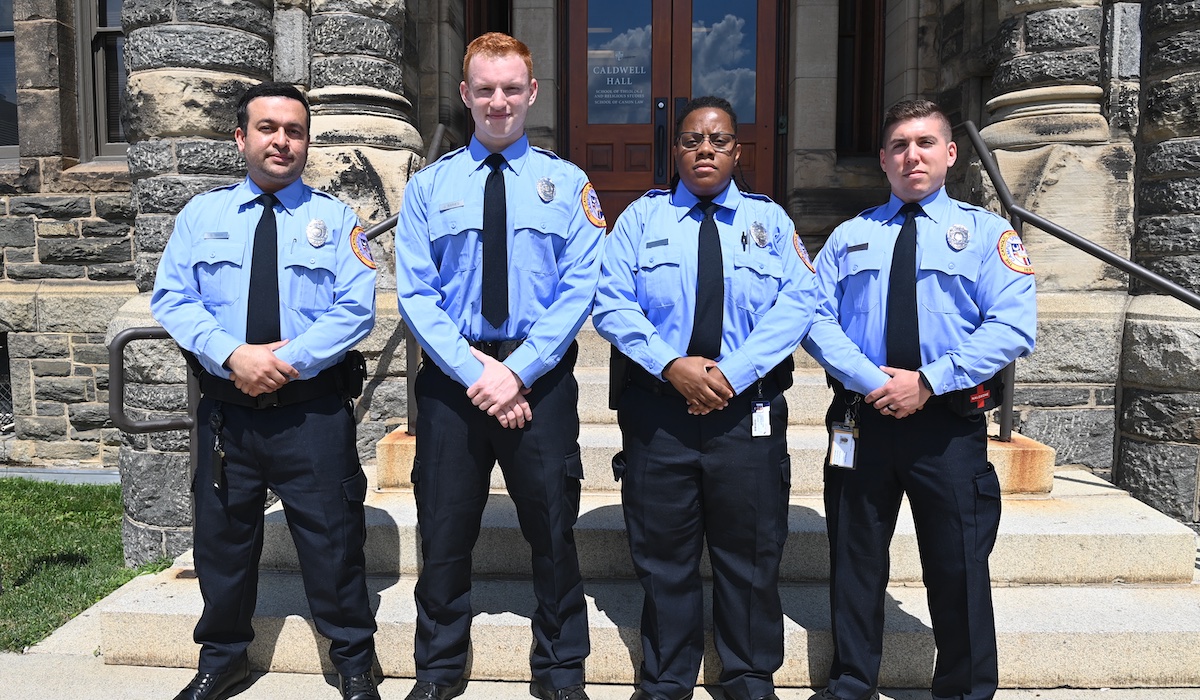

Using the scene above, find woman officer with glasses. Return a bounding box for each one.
[593,96,819,700]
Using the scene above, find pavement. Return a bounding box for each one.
[2,594,1199,700]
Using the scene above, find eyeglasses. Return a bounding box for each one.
[677,132,737,152]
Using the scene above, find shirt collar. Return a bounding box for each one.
[881,186,951,226]
[239,176,307,213]
[468,134,530,176]
[669,179,744,222]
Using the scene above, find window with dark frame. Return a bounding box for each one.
[836,0,883,156]
[0,0,17,153]
[80,0,127,159]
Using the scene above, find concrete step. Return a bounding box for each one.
[259,468,1198,585]
[97,567,1200,688]
[575,367,831,426]
[376,425,1057,496]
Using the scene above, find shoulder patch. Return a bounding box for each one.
[997,229,1034,275]
[793,231,815,273]
[581,182,606,228]
[351,225,377,269]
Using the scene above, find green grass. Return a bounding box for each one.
[0,478,171,652]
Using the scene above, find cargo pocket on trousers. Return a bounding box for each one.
[974,463,1002,562]
[342,469,368,562]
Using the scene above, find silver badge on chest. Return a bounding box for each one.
[946,224,970,251]
[306,219,328,247]
[537,177,556,203]
[750,221,768,247]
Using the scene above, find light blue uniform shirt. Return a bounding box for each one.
[593,180,819,395]
[394,135,606,388]
[151,176,378,380]
[801,187,1037,396]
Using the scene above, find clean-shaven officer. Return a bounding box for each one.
[151,82,380,700]
[593,96,818,700]
[393,32,606,700]
[801,99,1037,700]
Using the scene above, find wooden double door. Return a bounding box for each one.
[566,0,782,222]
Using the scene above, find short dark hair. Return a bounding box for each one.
[675,95,738,135]
[236,82,311,133]
[880,99,951,145]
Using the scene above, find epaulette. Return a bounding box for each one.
[426,145,467,168]
[858,203,884,218]
[742,191,776,204]
[311,189,338,201]
[202,182,239,195]
[530,145,563,160]
[641,188,670,199]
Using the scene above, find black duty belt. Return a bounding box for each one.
[467,338,524,361]
[626,360,791,401]
[199,361,344,409]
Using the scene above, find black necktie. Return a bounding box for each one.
[245,193,280,344]
[886,202,922,370]
[687,201,723,358]
[482,153,508,328]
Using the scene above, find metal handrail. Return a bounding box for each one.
[108,326,195,433]
[958,120,1200,441]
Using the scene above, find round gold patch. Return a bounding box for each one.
[581,183,606,229]
[997,229,1034,275]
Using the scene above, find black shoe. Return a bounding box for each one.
[629,690,692,700]
[404,678,466,700]
[530,680,590,700]
[809,690,880,700]
[172,656,251,700]
[752,695,780,700]
[340,671,381,700]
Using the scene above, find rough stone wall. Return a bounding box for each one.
[964,0,1132,480]
[1120,1,1200,531]
[114,0,426,565]
[0,0,140,467]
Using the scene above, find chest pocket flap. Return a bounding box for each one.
[192,240,244,268]
[733,249,783,279]
[920,246,982,282]
[836,242,884,282]
[513,208,571,239]
[429,204,484,240]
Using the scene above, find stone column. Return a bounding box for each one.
[304,0,425,450]
[1120,1,1200,531]
[116,0,271,565]
[979,0,1131,478]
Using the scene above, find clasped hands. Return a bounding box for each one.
[864,366,932,419]
[663,356,735,416]
[227,340,299,397]
[466,347,532,429]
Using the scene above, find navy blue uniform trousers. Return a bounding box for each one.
[617,382,790,700]
[411,343,589,689]
[192,393,376,676]
[822,398,1001,700]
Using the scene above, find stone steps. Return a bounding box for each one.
[257,468,1197,585]
[97,567,1200,688]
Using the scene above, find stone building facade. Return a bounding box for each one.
[1,0,1198,564]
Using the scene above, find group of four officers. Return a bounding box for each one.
[151,30,1036,700]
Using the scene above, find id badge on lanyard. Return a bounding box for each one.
[830,395,860,469]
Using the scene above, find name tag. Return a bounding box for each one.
[203,231,229,239]
[646,238,669,248]
[439,200,465,212]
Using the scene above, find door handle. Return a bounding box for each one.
[653,97,668,185]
